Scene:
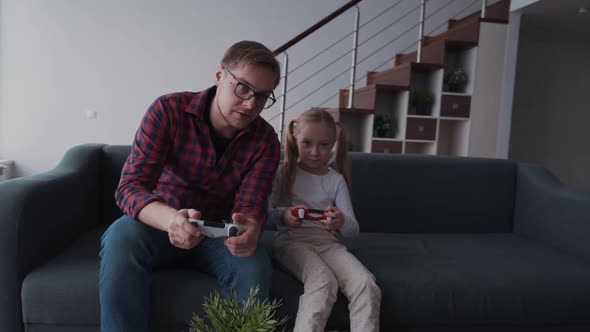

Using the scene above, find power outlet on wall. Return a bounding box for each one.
[85,109,98,120]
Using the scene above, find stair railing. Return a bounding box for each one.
[271,0,495,141]
[481,0,488,18]
[417,0,426,63]
[348,6,360,109]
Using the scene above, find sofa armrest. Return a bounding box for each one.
[514,164,590,261]
[0,144,105,331]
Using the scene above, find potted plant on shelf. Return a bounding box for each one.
[444,67,468,93]
[373,114,397,138]
[410,89,434,116]
[188,287,288,332]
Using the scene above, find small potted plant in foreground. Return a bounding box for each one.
[188,287,288,332]
[444,67,468,93]
[410,89,434,116]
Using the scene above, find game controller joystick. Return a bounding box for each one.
[188,218,244,238]
[291,207,332,222]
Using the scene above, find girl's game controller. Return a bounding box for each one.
[291,208,332,222]
[188,219,244,238]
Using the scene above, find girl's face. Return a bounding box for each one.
[294,121,336,172]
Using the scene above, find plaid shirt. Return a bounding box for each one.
[115,86,280,224]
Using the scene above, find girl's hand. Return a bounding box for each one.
[319,206,344,232]
[283,206,304,231]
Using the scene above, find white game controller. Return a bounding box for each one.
[188,218,244,238]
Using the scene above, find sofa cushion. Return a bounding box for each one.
[348,153,517,233]
[22,227,590,330]
[21,227,349,331]
[99,148,518,235]
[21,226,218,331]
[342,232,590,326]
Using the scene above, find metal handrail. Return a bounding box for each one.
[277,53,288,142]
[273,0,361,56]
[286,0,405,77]
[417,0,426,63]
[348,6,360,108]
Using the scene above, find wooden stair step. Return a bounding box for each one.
[397,18,480,67]
[325,107,374,116]
[425,19,480,47]
[367,61,442,90]
[447,19,459,29]
[394,53,407,67]
[396,0,509,68]
[338,84,409,109]
[450,0,509,28]
[367,63,412,86]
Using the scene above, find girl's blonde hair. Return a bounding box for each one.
[278,108,351,203]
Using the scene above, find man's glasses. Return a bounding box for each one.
[224,67,276,109]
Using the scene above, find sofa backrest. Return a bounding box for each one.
[100,146,517,234]
[101,145,132,225]
[348,152,517,233]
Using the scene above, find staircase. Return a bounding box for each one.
[278,0,511,158]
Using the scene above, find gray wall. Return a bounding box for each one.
[509,15,590,192]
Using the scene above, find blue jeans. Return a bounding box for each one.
[99,215,271,332]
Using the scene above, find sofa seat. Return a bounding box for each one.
[21,226,217,332]
[22,227,590,331]
[342,233,590,327]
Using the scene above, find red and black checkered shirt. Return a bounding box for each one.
[115,86,280,224]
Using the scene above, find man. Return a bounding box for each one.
[99,40,281,331]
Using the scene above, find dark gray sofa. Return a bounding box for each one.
[1,144,590,332]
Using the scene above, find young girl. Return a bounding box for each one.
[268,108,381,332]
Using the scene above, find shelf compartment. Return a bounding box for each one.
[440,94,471,118]
[437,119,470,156]
[406,117,437,141]
[404,141,436,155]
[371,139,403,154]
[443,45,477,94]
[328,109,373,153]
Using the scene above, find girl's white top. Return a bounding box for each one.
[268,166,359,237]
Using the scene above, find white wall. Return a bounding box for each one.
[509,15,590,192]
[0,0,491,176]
[0,0,339,175]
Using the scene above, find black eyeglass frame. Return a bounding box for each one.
[223,67,276,109]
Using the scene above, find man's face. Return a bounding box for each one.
[214,63,276,132]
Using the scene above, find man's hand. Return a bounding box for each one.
[224,213,261,257]
[168,209,205,249]
[318,206,344,232]
[283,205,304,231]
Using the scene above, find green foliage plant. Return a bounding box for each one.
[188,287,288,332]
[410,89,435,115]
[373,114,392,137]
[444,67,468,92]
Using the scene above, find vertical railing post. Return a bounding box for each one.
[278,52,289,143]
[417,0,426,63]
[347,5,360,109]
[481,0,487,18]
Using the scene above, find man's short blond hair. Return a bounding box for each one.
[221,40,281,87]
